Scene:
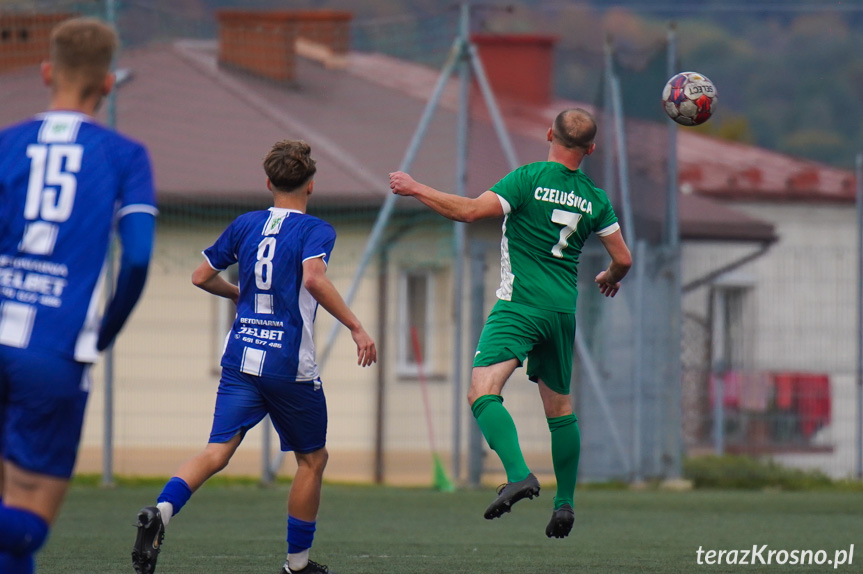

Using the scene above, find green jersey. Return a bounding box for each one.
[490,161,619,313]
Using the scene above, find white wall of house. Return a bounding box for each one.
[681,200,857,477]
[731,202,855,372]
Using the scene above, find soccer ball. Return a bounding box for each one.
[661,72,717,126]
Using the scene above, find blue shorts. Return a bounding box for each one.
[0,346,90,478]
[210,367,327,454]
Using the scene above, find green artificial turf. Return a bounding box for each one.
[40,484,863,573]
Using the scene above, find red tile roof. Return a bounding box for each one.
[677,129,854,203]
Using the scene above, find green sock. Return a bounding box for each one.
[471,394,530,483]
[548,414,580,509]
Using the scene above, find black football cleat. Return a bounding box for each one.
[483,472,540,519]
[545,503,575,538]
[132,506,165,574]
[281,560,335,573]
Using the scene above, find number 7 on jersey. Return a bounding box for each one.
[550,209,582,258]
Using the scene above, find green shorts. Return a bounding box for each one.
[473,299,576,394]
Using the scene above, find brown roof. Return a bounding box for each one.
[0,43,367,202]
[678,130,854,203]
[0,39,781,243]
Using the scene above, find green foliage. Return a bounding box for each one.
[783,129,848,165]
[691,114,755,144]
[663,11,863,167]
[683,455,863,491]
[543,3,863,168]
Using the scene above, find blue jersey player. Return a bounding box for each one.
[0,18,156,574]
[133,140,376,574]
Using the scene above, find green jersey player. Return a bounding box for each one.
[389,108,631,539]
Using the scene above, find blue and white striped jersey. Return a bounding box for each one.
[0,111,157,362]
[204,208,336,381]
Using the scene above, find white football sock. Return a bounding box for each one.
[287,549,309,571]
[156,501,174,527]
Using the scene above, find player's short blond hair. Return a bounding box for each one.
[50,17,118,99]
[263,140,318,192]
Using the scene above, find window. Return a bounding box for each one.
[397,269,435,376]
[708,278,830,452]
[710,271,757,373]
[719,286,753,371]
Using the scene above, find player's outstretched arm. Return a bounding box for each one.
[594,229,632,298]
[191,260,239,303]
[389,171,503,222]
[302,256,377,367]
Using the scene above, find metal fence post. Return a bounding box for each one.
[856,152,862,479]
[467,242,490,487]
[102,0,118,489]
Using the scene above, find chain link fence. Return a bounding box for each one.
[1,0,859,485]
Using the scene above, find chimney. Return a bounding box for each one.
[0,13,74,75]
[216,10,352,81]
[471,34,556,107]
[294,10,351,69]
[217,10,298,82]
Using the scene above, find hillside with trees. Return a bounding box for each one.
[480,2,863,169]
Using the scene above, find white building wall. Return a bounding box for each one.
[681,200,858,477]
[731,202,856,373]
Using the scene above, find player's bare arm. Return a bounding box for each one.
[594,230,632,298]
[191,261,239,303]
[302,256,377,367]
[389,171,503,222]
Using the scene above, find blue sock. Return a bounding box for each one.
[286,516,316,553]
[0,550,34,574]
[157,477,193,516]
[0,505,49,554]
